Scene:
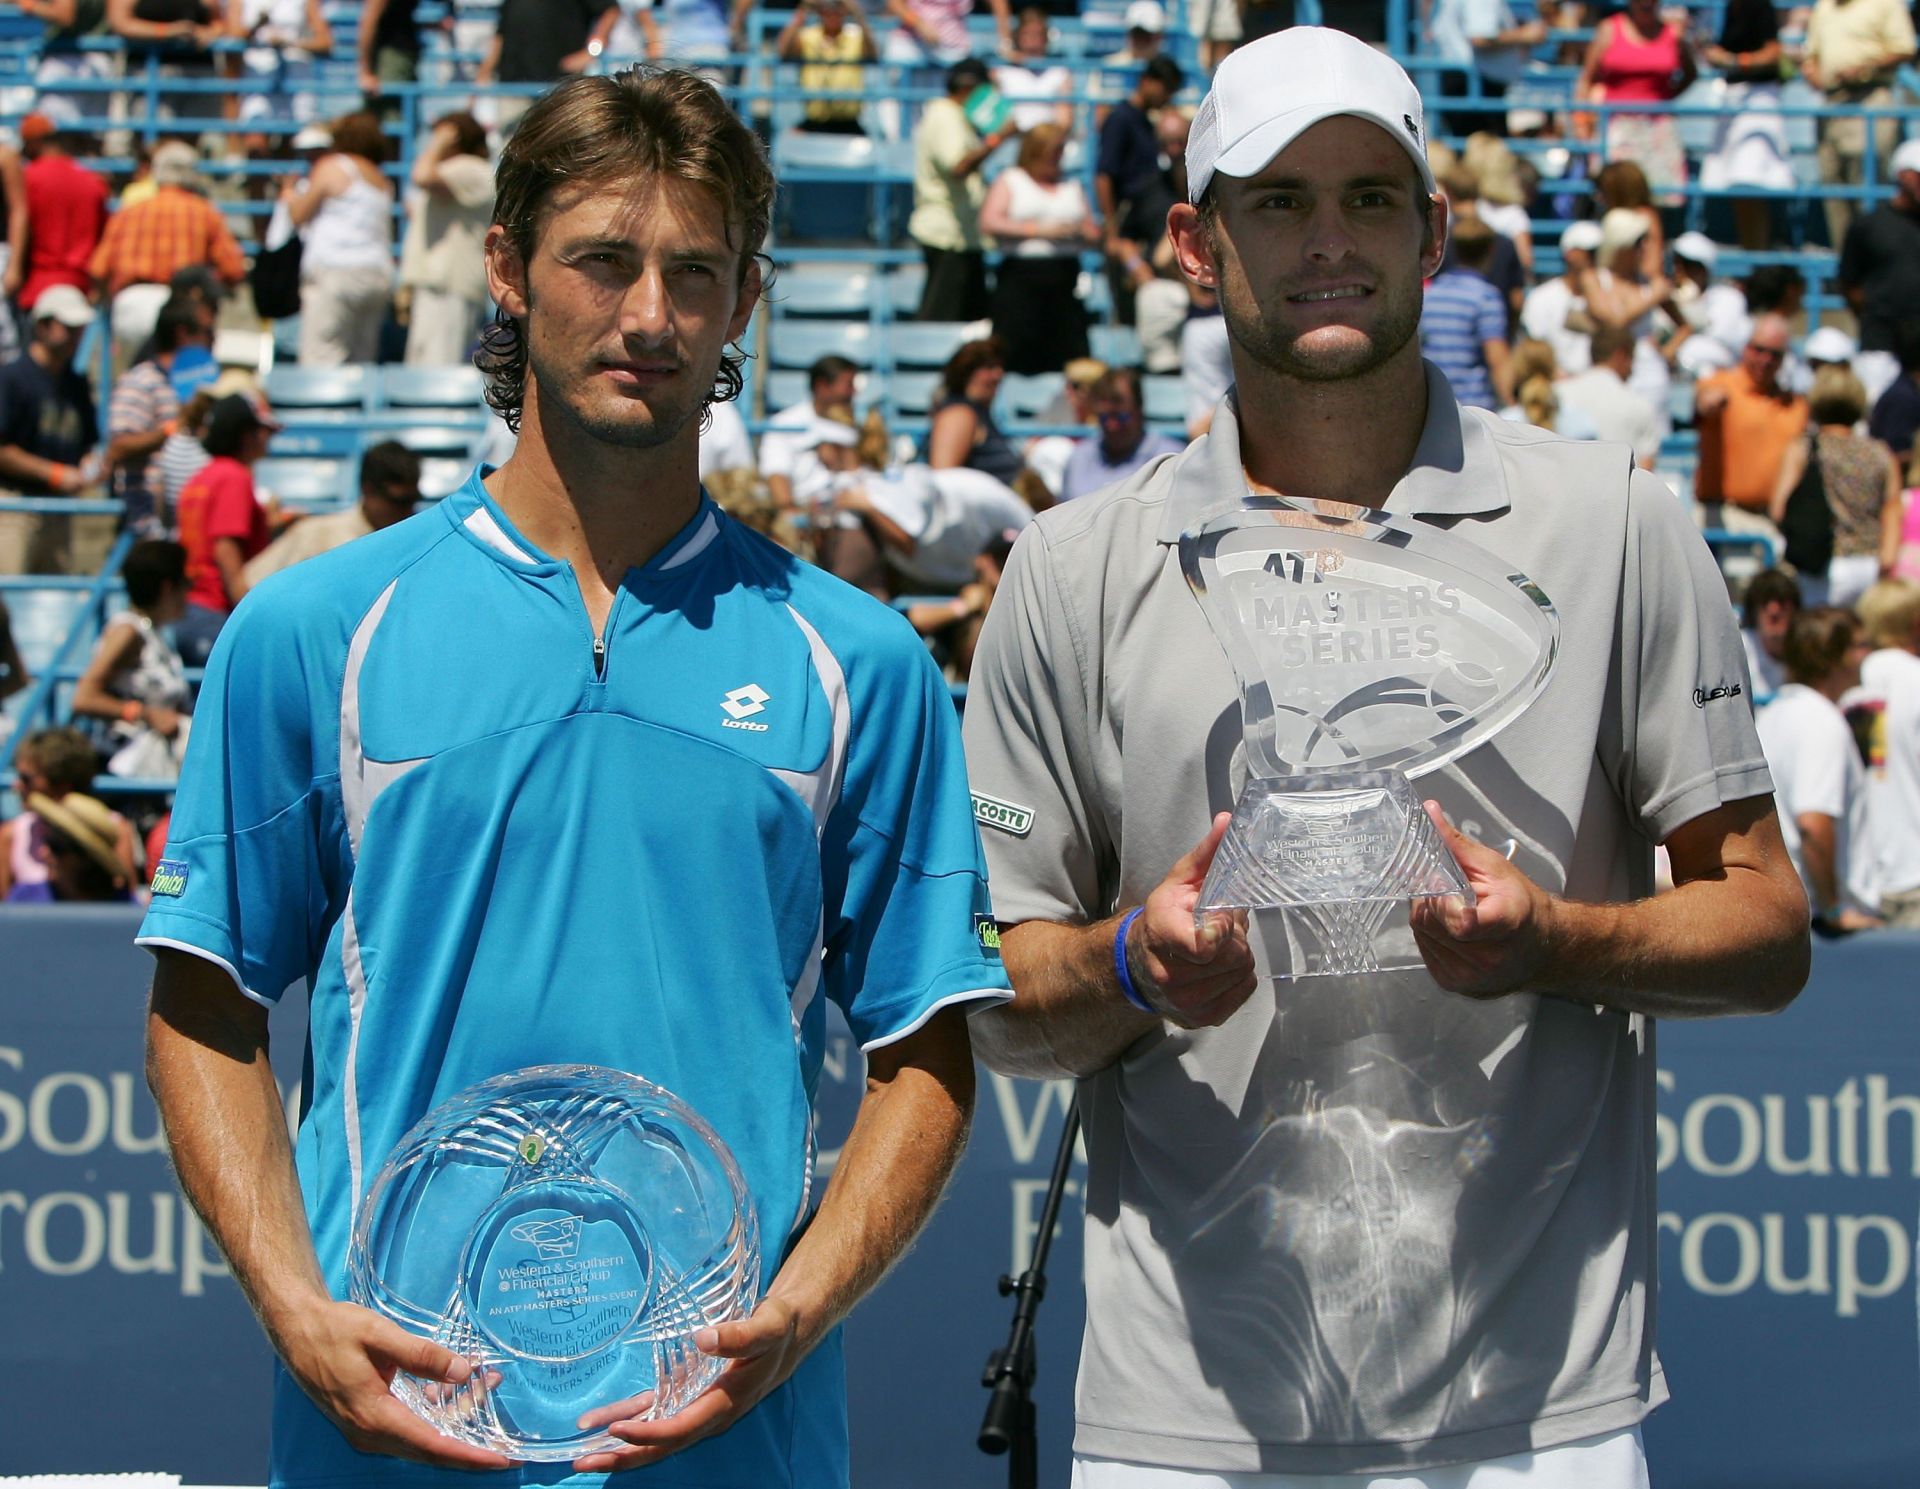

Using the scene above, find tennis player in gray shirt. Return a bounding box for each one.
[961,27,1811,1489]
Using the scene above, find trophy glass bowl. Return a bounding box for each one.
[1181,497,1558,979]
[348,1063,762,1462]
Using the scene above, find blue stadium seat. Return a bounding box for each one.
[417,458,471,502]
[256,458,352,507]
[265,364,375,411]
[761,370,813,412]
[389,425,484,457]
[889,266,928,317]
[774,129,913,180]
[1091,325,1143,366]
[0,589,88,673]
[1000,373,1065,416]
[270,426,365,458]
[1142,374,1184,424]
[379,364,486,411]
[771,264,882,317]
[889,322,974,369]
[888,371,943,416]
[767,320,878,369]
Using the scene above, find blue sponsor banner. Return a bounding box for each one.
[1,908,1916,1485]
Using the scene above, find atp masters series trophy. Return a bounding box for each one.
[1181,497,1558,979]
[347,1064,761,1462]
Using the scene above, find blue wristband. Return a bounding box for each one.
[1113,906,1153,1014]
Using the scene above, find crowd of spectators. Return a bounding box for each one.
[1,0,1919,920]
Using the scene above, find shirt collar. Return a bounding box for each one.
[447,466,724,580]
[1156,361,1512,544]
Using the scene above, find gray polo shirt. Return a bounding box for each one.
[962,366,1773,1474]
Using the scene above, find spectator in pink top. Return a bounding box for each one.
[1575,0,1697,200]
[883,0,1010,66]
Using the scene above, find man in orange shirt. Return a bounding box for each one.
[1693,312,1808,542]
[88,141,248,369]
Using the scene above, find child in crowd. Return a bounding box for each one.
[0,726,139,900]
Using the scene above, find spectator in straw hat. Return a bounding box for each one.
[7,791,134,902]
[89,140,247,366]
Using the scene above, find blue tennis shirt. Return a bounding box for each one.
[138,468,1012,1489]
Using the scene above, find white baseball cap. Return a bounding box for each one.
[1671,231,1719,268]
[1598,206,1651,259]
[1803,326,1858,364]
[1558,220,1603,254]
[1124,0,1167,33]
[32,284,95,328]
[1891,138,1920,179]
[1187,27,1435,206]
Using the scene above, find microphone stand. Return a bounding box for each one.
[978,1091,1080,1489]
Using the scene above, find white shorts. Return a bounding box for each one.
[1072,1426,1649,1489]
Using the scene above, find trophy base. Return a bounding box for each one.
[1197,772,1472,979]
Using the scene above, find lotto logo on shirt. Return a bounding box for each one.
[149,859,190,898]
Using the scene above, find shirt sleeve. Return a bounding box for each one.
[961,523,1112,925]
[137,587,347,1005]
[821,616,1012,1050]
[1599,469,1776,842]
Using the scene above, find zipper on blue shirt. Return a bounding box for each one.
[593,633,606,679]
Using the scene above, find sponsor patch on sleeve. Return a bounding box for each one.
[149,858,190,898]
[973,912,1003,958]
[971,791,1034,837]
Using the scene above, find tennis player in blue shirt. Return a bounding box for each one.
[141,68,1011,1488]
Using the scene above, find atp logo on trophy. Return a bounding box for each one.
[1181,497,1557,978]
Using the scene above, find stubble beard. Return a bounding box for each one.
[525,318,712,452]
[1226,274,1423,386]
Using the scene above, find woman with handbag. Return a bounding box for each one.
[69,538,192,780]
[1771,365,1904,607]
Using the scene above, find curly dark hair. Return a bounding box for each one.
[477,67,775,434]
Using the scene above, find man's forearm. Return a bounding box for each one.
[146,953,332,1351]
[762,1009,977,1344]
[1533,865,1808,1018]
[972,916,1156,1080]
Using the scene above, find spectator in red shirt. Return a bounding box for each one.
[17,113,109,313]
[174,392,279,665]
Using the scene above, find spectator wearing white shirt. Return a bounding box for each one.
[822,406,1033,597]
[1181,301,1231,440]
[993,8,1071,133]
[1739,566,1801,704]
[1426,0,1547,136]
[1520,220,1602,375]
[1851,579,1920,926]
[697,398,754,482]
[758,354,858,512]
[1670,231,1747,378]
[1755,606,1880,932]
[1555,324,1663,468]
